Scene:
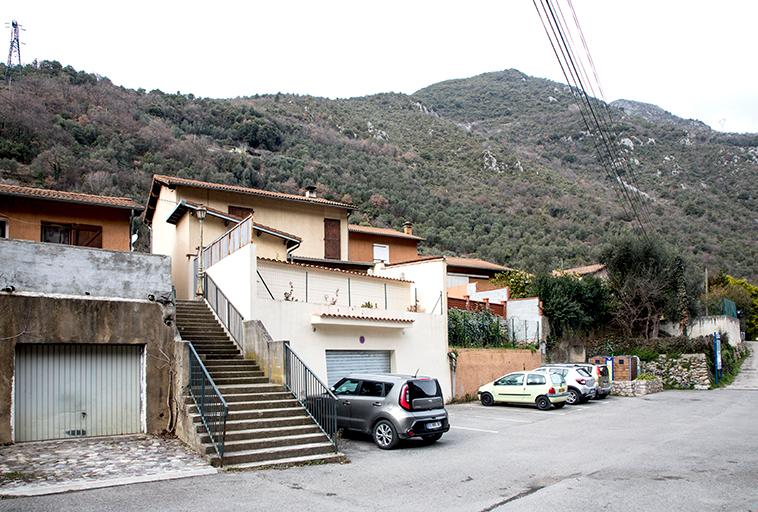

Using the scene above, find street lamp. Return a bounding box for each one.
[195,206,207,300]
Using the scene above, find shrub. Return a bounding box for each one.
[448,308,510,348]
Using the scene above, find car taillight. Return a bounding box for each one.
[399,383,411,411]
[548,387,556,395]
[576,378,586,385]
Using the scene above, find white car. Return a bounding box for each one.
[477,371,569,410]
[533,365,596,405]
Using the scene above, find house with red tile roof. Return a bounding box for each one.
[0,182,141,251]
[347,222,424,264]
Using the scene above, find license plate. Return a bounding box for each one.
[427,421,442,429]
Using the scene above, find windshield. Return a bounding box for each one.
[408,379,442,400]
[576,368,591,377]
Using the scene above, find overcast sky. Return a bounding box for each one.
[5,1,758,133]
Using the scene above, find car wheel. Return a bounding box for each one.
[535,395,551,410]
[422,433,443,444]
[553,402,566,409]
[373,419,399,450]
[480,392,494,407]
[566,388,581,405]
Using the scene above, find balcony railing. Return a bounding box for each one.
[187,342,228,464]
[202,215,253,269]
[284,343,338,449]
[204,273,244,350]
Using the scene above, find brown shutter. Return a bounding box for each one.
[228,206,254,219]
[324,219,341,259]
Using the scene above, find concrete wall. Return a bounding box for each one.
[206,243,256,319]
[451,348,543,399]
[0,195,132,251]
[254,298,452,400]
[661,316,742,346]
[0,238,172,300]
[0,294,176,443]
[377,259,448,315]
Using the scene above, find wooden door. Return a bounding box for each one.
[324,219,341,259]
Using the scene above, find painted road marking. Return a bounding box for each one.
[450,426,499,434]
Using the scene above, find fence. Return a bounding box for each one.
[257,259,411,311]
[202,215,253,269]
[187,343,228,464]
[508,318,542,343]
[448,297,506,317]
[283,343,338,449]
[204,273,244,349]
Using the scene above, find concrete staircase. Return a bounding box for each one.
[176,300,343,469]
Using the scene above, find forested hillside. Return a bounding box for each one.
[1,62,755,280]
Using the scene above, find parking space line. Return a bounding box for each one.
[467,415,532,423]
[450,426,499,434]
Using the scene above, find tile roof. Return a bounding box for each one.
[348,224,425,241]
[257,257,412,283]
[143,174,353,223]
[319,313,414,324]
[0,182,142,210]
[383,255,446,267]
[445,257,513,272]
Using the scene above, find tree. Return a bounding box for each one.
[492,269,534,299]
[531,274,611,338]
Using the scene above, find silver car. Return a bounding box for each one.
[533,365,596,405]
[331,374,450,449]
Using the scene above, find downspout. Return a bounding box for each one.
[129,208,135,252]
[286,240,301,262]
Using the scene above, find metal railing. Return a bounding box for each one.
[202,215,253,269]
[204,273,244,350]
[284,343,338,449]
[188,342,228,464]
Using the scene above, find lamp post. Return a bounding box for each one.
[195,206,207,300]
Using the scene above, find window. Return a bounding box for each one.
[0,219,7,238]
[372,244,389,263]
[358,381,386,397]
[495,373,524,386]
[41,222,103,248]
[408,379,442,400]
[333,378,360,396]
[228,205,254,219]
[550,373,566,386]
[527,374,546,386]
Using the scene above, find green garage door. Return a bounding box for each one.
[14,344,143,442]
[325,350,391,386]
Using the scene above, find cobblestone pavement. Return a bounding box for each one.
[0,435,212,493]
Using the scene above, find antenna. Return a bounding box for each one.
[413,368,420,378]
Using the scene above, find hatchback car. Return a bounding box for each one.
[569,363,611,399]
[533,365,596,405]
[331,374,449,449]
[477,371,569,410]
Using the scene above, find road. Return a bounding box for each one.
[2,388,757,512]
[730,341,757,390]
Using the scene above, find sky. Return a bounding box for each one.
[5,1,758,133]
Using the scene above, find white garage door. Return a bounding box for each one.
[326,350,391,386]
[14,344,143,442]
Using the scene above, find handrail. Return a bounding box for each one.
[187,342,228,464]
[283,343,339,449]
[202,215,253,269]
[204,273,244,351]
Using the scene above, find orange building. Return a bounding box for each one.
[347,222,424,264]
[0,183,141,251]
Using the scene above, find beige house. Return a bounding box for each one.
[143,175,353,299]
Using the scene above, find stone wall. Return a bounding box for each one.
[612,378,664,397]
[641,353,711,390]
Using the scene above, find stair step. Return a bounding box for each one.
[192,407,306,422]
[206,433,327,454]
[217,384,285,393]
[207,370,265,379]
[212,376,268,385]
[185,392,291,406]
[210,442,336,466]
[221,452,345,471]
[199,415,315,432]
[200,424,321,443]
[202,354,244,360]
[225,399,299,411]
[204,359,259,366]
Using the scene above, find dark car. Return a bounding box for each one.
[331,373,450,449]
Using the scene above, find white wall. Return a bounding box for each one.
[471,287,509,303]
[506,297,544,342]
[253,298,451,400]
[205,243,257,319]
[662,316,742,347]
[375,259,448,315]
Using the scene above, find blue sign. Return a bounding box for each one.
[713,332,722,384]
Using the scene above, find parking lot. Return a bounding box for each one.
[3,387,757,512]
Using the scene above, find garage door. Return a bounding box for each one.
[326,350,391,386]
[14,344,143,442]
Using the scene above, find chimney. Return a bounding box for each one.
[403,221,413,236]
[305,185,317,199]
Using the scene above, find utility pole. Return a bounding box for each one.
[704,267,709,316]
[5,20,22,83]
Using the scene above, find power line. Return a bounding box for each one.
[533,0,651,237]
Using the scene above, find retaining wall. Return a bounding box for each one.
[451,347,543,399]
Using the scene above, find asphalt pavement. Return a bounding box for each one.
[2,387,757,512]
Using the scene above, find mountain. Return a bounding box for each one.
[0,63,756,280]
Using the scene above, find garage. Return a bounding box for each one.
[326,350,392,386]
[14,344,144,442]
